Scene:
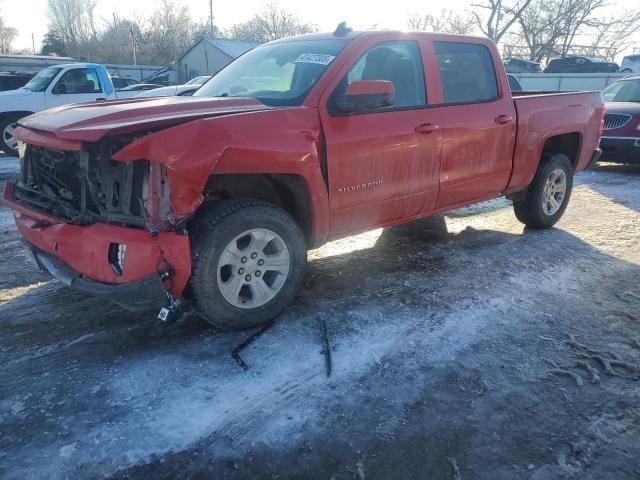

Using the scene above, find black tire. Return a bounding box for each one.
[0,113,23,156]
[513,153,573,229]
[189,199,307,330]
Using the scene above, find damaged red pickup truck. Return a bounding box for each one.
[3,29,603,330]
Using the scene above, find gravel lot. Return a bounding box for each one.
[1,154,639,480]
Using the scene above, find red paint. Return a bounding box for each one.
[5,30,602,302]
[6,188,191,295]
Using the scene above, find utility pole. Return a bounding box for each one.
[31,34,36,55]
[209,0,214,36]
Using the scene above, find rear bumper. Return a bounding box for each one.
[2,182,192,302]
[27,244,169,310]
[599,136,640,164]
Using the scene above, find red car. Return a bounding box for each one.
[3,28,603,330]
[600,74,640,164]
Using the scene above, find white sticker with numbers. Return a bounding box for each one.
[294,53,336,65]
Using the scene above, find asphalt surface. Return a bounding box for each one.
[1,155,639,480]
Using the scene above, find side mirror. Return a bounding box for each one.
[52,83,66,94]
[335,80,395,114]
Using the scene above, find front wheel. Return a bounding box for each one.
[513,153,574,229]
[189,199,307,330]
[0,114,23,157]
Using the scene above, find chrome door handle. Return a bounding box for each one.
[494,115,513,125]
[415,123,439,134]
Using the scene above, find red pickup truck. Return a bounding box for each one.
[3,29,603,329]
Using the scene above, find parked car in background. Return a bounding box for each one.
[544,56,619,73]
[0,63,118,156]
[2,30,603,329]
[0,71,35,92]
[185,75,211,85]
[507,74,522,91]
[599,74,640,164]
[116,83,164,98]
[110,76,139,89]
[134,77,210,98]
[620,55,640,74]
[503,58,541,73]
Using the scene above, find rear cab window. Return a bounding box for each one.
[433,41,499,105]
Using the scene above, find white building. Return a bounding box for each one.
[177,38,258,83]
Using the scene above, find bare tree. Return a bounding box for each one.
[553,0,605,57]
[585,11,640,62]
[407,10,475,34]
[509,0,638,63]
[46,0,99,59]
[97,13,139,64]
[471,0,533,43]
[0,15,18,53]
[137,0,204,65]
[513,0,569,61]
[227,2,317,43]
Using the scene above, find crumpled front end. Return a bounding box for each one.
[2,131,193,304]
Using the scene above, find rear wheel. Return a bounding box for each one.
[189,199,307,330]
[0,114,23,156]
[513,153,573,229]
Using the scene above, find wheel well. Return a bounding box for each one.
[542,133,581,170]
[202,174,314,246]
[0,111,33,124]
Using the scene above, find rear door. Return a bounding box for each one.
[319,35,442,238]
[45,67,107,108]
[429,40,517,209]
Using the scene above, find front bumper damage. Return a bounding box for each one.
[27,244,169,310]
[3,182,192,309]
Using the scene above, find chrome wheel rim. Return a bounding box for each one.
[542,168,567,216]
[217,228,290,309]
[3,122,18,151]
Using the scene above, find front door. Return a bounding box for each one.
[45,67,106,108]
[320,39,442,238]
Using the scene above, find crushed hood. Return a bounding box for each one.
[18,96,270,142]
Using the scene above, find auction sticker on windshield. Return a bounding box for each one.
[295,54,336,65]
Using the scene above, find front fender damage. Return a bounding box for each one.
[112,119,230,219]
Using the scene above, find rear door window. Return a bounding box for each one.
[433,41,498,104]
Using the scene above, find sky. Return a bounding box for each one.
[2,0,639,60]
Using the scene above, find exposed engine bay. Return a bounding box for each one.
[14,137,171,229]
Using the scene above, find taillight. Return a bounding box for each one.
[599,106,606,136]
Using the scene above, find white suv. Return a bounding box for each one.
[620,55,640,74]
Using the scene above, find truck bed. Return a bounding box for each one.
[506,90,603,194]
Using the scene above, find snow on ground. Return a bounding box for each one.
[0,161,639,479]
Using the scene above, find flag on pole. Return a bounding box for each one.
[129,26,137,65]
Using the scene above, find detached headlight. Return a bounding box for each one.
[17,140,26,158]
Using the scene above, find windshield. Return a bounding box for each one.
[194,40,347,106]
[602,80,640,102]
[23,67,62,92]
